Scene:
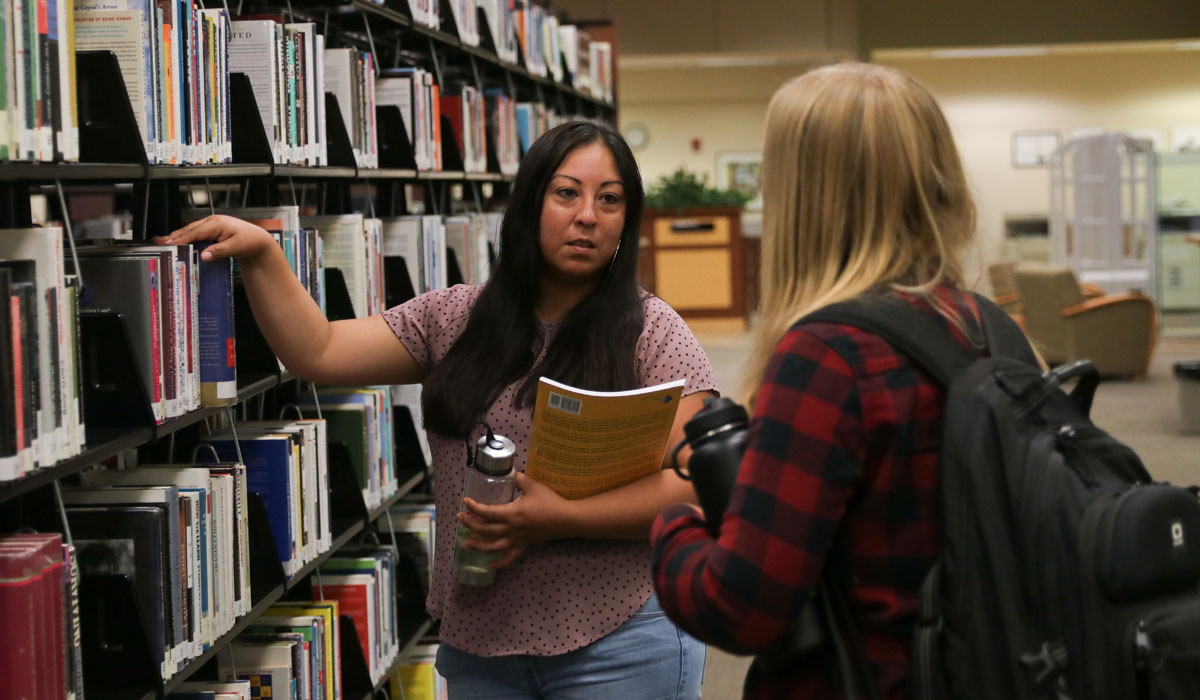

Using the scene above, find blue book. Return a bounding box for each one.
[196,244,236,405]
[203,433,298,576]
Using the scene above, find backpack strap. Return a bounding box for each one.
[801,291,1037,388]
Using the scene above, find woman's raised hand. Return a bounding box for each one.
[153,214,277,263]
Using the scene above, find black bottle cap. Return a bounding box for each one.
[683,396,749,443]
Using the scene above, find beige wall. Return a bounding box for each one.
[619,63,816,193]
[874,46,1200,268]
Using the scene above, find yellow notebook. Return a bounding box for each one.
[526,377,686,499]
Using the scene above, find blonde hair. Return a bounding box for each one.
[742,62,976,405]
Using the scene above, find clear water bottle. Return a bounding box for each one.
[452,426,517,587]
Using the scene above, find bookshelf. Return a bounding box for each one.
[1,1,616,697]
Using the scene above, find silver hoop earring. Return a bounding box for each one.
[608,238,622,272]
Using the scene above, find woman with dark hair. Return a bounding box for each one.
[160,121,715,699]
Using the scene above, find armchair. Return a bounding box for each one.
[1012,264,1157,378]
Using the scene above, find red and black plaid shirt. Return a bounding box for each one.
[652,285,983,700]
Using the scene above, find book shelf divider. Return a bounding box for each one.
[233,281,285,390]
[323,93,360,172]
[327,439,372,534]
[376,105,419,170]
[1,182,34,227]
[75,50,151,170]
[338,613,376,700]
[79,312,159,446]
[79,574,161,700]
[229,73,277,167]
[437,0,462,43]
[439,114,467,173]
[246,491,289,604]
[322,267,358,322]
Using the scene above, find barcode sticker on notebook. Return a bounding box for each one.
[548,392,582,415]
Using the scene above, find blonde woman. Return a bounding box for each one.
[650,62,986,698]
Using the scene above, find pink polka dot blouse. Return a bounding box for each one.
[383,284,718,656]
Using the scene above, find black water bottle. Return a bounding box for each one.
[671,397,750,535]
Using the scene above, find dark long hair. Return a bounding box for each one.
[422,121,646,438]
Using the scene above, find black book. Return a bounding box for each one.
[0,267,14,460]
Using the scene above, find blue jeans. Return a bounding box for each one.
[435,593,707,699]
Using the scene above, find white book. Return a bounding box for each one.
[230,20,281,163]
[218,642,295,698]
[443,215,471,285]
[175,680,252,700]
[323,48,357,164]
[381,216,423,297]
[421,215,446,290]
[314,33,326,166]
[301,214,368,318]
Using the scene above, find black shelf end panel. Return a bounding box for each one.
[323,267,358,322]
[376,105,419,171]
[75,50,149,169]
[79,311,158,445]
[229,72,276,166]
[79,574,161,700]
[247,491,289,604]
[439,114,466,173]
[324,92,360,171]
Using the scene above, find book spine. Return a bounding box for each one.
[148,258,163,422]
[63,543,82,700]
[197,246,236,405]
[0,550,37,699]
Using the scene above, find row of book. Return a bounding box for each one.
[170,545,404,700]
[0,491,434,700]
[514,1,613,101]
[230,18,330,167]
[0,533,81,700]
[77,240,239,423]
[0,0,79,162]
[73,1,234,164]
[0,203,499,480]
[0,227,86,478]
[63,462,254,679]
[408,0,614,103]
[516,101,570,154]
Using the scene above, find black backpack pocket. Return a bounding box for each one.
[1094,485,1200,602]
[1133,599,1200,700]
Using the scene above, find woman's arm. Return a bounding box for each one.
[459,390,714,567]
[157,215,425,386]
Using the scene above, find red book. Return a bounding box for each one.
[9,533,65,700]
[0,542,39,700]
[315,578,374,677]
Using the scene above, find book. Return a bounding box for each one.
[525,377,686,499]
[196,242,236,405]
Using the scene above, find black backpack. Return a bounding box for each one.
[798,293,1200,700]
